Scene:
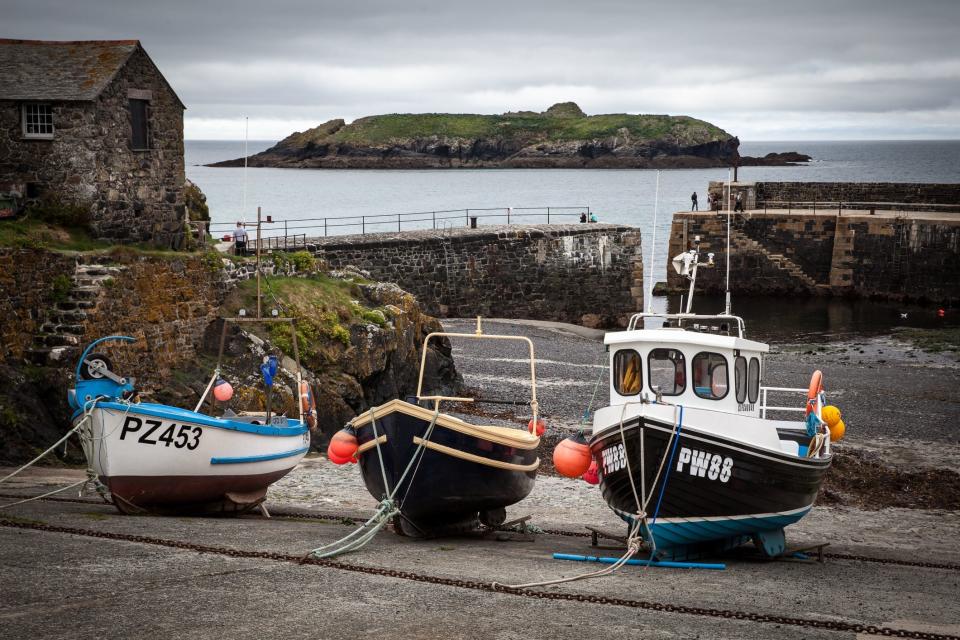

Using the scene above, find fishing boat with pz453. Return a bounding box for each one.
[323,317,543,539]
[67,315,315,515]
[553,231,847,561]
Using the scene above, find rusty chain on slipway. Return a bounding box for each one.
[0,516,956,639]
[1,515,959,639]
[2,491,959,573]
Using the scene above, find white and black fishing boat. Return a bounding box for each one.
[326,319,542,537]
[554,235,846,560]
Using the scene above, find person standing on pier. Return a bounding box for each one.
[734,192,744,212]
[691,191,699,211]
[233,222,248,256]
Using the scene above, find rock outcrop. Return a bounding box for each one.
[210,102,750,169]
[0,247,459,464]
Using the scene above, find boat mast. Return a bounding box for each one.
[645,170,661,313]
[725,167,732,315]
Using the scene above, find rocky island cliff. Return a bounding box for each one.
[209,102,809,170]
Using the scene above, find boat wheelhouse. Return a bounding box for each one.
[576,232,842,560]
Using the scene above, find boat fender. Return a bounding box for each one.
[528,417,546,436]
[805,370,823,416]
[582,460,600,485]
[822,405,845,441]
[328,426,359,464]
[213,378,234,402]
[299,381,317,430]
[553,432,592,478]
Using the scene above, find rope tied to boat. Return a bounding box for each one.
[493,402,685,590]
[306,406,441,559]
[0,398,111,509]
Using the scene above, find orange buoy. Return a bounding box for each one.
[553,432,592,478]
[528,418,546,436]
[829,418,846,442]
[582,460,599,485]
[805,370,823,416]
[213,379,233,402]
[328,427,359,461]
[327,449,352,465]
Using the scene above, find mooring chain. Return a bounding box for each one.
[2,492,958,573]
[0,517,957,640]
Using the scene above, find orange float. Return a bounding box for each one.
[553,432,592,478]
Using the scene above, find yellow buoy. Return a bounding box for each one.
[829,419,846,442]
[821,405,842,428]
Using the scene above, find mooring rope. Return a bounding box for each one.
[494,401,684,590]
[306,406,441,559]
[0,398,112,507]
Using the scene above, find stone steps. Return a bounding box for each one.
[28,259,122,366]
[729,228,819,290]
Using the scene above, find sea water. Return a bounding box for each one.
[185,140,959,339]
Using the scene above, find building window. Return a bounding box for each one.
[22,104,54,139]
[648,348,685,396]
[129,98,150,150]
[692,352,728,400]
[613,349,642,396]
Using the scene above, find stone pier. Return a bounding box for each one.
[307,224,644,327]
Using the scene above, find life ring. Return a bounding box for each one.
[300,380,317,429]
[805,370,823,416]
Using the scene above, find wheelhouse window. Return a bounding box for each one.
[613,349,642,396]
[748,357,761,404]
[22,104,54,139]
[692,352,728,400]
[648,348,685,396]
[129,98,150,150]
[734,356,747,404]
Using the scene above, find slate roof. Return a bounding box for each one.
[0,39,183,106]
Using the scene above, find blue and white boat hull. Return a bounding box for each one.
[74,401,309,512]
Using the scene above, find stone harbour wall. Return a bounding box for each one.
[309,224,644,327]
[754,182,960,207]
[667,212,960,302]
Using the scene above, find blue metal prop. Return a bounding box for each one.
[552,553,726,571]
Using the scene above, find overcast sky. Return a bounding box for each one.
[5,0,959,140]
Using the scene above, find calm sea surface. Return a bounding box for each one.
[185,139,959,339]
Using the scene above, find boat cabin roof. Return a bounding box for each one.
[605,328,769,354]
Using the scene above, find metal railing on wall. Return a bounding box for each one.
[209,205,591,249]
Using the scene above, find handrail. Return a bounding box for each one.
[759,386,808,419]
[415,317,539,432]
[210,205,591,238]
[626,312,746,337]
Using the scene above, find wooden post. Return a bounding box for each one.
[256,206,262,319]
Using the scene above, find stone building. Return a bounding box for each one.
[0,39,187,247]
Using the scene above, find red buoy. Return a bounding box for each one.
[528,418,546,436]
[327,449,352,465]
[582,460,600,485]
[213,379,233,402]
[328,427,359,461]
[553,432,592,478]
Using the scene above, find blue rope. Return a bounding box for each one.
[649,405,684,529]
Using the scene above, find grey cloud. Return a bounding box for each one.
[3,0,959,138]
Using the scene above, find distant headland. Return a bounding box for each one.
[208,102,810,169]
